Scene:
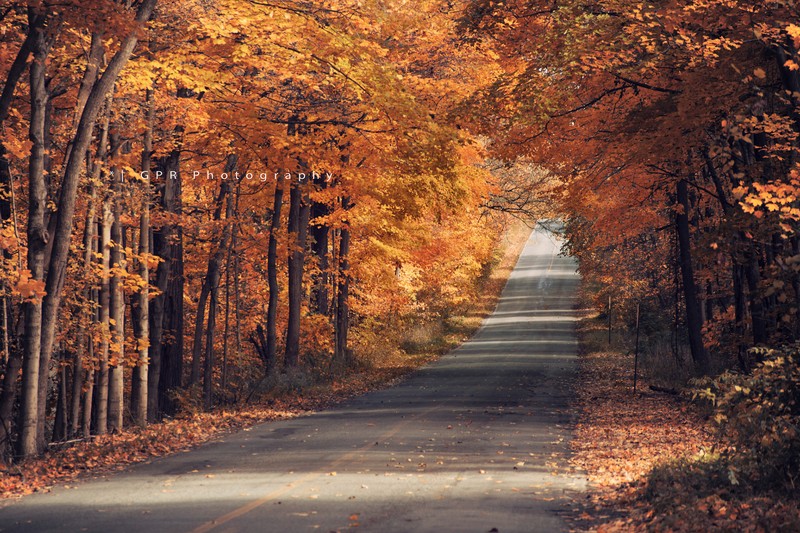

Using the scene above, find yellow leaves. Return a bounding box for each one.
[787,24,800,47]
[136,338,150,353]
[731,185,748,200]
[3,135,32,160]
[13,270,47,302]
[740,166,800,222]
[0,224,19,253]
[753,67,766,79]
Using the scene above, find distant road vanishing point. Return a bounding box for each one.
[0,227,586,533]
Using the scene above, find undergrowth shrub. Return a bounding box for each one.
[692,344,800,493]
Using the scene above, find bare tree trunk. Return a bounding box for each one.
[81,346,94,437]
[203,289,218,410]
[205,180,236,409]
[733,264,748,372]
[233,218,242,375]
[743,253,767,345]
[160,229,184,416]
[285,183,310,368]
[82,206,101,436]
[72,33,104,128]
[69,183,97,437]
[335,198,352,364]
[189,162,235,407]
[95,200,113,435]
[147,151,182,420]
[265,181,284,372]
[18,14,51,457]
[310,179,330,316]
[52,364,67,442]
[69,343,84,437]
[107,155,125,433]
[285,182,301,368]
[222,222,234,394]
[676,179,710,374]
[223,185,243,393]
[132,89,153,427]
[703,150,759,367]
[192,161,236,390]
[190,283,208,387]
[0,345,21,441]
[148,151,183,419]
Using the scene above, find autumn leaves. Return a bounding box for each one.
[460,0,800,372]
[0,0,507,460]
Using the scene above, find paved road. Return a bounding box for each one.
[0,227,585,533]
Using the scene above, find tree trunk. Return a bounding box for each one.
[0,343,22,442]
[196,158,236,407]
[310,179,330,316]
[37,0,157,445]
[676,179,710,374]
[335,198,352,364]
[160,229,184,416]
[147,150,182,420]
[189,178,230,387]
[743,252,768,345]
[190,283,210,387]
[265,180,285,373]
[222,186,240,394]
[95,200,113,435]
[792,236,800,340]
[703,150,766,360]
[108,133,127,433]
[285,182,310,368]
[203,289,218,411]
[733,263,748,372]
[107,161,125,433]
[81,350,94,437]
[18,15,50,457]
[52,364,67,442]
[69,183,97,437]
[132,89,153,427]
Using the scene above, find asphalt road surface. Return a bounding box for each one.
[0,227,585,533]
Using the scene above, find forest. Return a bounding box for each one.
[0,0,798,530]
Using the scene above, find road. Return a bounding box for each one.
[0,227,585,533]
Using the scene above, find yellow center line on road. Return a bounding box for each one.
[190,402,442,533]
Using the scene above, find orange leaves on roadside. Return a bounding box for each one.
[0,368,406,499]
[570,321,800,532]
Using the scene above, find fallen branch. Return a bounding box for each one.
[649,385,679,395]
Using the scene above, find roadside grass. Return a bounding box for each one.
[570,311,800,532]
[0,220,532,499]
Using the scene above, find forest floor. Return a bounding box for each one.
[0,221,534,500]
[569,315,800,532]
